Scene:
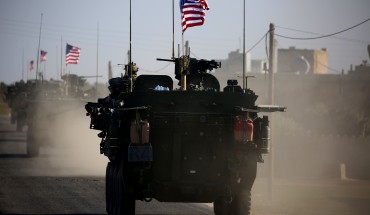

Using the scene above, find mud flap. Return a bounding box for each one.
[128,144,153,162]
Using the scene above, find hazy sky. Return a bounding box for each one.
[0,0,369,84]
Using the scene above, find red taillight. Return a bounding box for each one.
[234,116,254,142]
[130,120,150,144]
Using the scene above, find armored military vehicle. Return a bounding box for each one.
[11,75,94,156]
[85,55,285,215]
[28,74,97,156]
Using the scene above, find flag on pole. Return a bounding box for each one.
[29,60,34,71]
[180,0,209,32]
[65,43,81,64]
[40,50,47,62]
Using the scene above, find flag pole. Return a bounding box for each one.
[27,59,29,81]
[180,1,187,91]
[43,61,46,80]
[172,0,175,59]
[60,37,63,79]
[22,48,24,81]
[129,0,133,92]
[181,32,186,91]
[36,13,43,81]
[56,45,59,80]
[96,21,99,97]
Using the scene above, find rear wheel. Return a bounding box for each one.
[232,192,252,215]
[117,162,135,215]
[16,113,26,132]
[106,161,135,215]
[214,192,252,215]
[106,162,112,214]
[26,126,40,157]
[214,197,230,215]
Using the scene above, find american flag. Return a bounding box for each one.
[65,43,81,65]
[40,50,47,62]
[29,60,34,71]
[180,0,209,32]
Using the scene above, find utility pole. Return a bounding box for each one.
[242,0,246,90]
[267,22,275,201]
[96,21,99,97]
[22,48,24,81]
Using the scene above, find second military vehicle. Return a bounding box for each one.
[5,74,94,156]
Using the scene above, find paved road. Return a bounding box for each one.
[1,115,370,215]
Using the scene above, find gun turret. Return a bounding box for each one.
[157,57,221,75]
[157,56,221,90]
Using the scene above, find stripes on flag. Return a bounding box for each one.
[180,0,209,32]
[65,43,81,65]
[40,50,47,62]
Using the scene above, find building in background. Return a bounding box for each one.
[251,59,268,73]
[215,49,252,74]
[277,46,328,74]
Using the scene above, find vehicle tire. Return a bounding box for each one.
[106,161,135,215]
[106,162,112,215]
[108,161,119,215]
[113,162,120,215]
[10,112,16,124]
[214,191,252,215]
[117,162,124,215]
[26,126,40,157]
[117,162,135,215]
[16,113,25,132]
[231,192,252,215]
[214,198,229,215]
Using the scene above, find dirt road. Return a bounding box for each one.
[0,115,213,215]
[1,115,370,215]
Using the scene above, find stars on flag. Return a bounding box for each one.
[65,43,81,65]
[180,0,209,32]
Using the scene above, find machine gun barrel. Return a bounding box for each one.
[156,58,176,62]
[80,75,103,78]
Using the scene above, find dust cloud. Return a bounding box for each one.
[31,99,107,177]
[215,72,370,180]
[214,72,370,214]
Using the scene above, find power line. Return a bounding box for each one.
[246,30,269,53]
[275,18,370,40]
[316,59,342,74]
[275,25,370,44]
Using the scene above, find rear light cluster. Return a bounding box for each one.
[233,115,271,154]
[234,116,254,143]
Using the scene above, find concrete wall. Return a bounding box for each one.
[277,47,328,74]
